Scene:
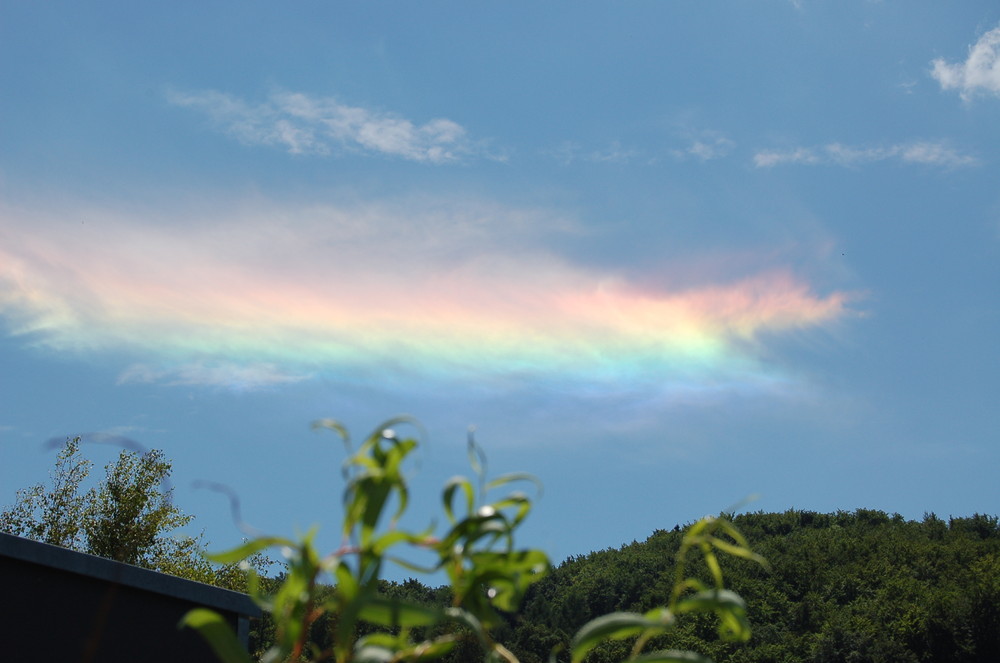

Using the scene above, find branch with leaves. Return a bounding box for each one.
[184,420,765,663]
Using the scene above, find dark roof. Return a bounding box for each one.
[0,531,260,617]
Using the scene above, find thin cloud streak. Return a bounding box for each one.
[931,25,1000,100]
[166,89,490,163]
[546,141,641,165]
[118,362,311,391]
[754,141,977,169]
[671,130,735,162]
[753,148,820,168]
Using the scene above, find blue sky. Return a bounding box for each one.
[1,2,998,571]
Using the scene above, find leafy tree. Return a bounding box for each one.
[0,436,261,589]
[0,436,93,548]
[84,447,192,566]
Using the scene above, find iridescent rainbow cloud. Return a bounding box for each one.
[0,197,850,392]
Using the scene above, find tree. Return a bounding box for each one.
[84,447,192,566]
[0,436,92,549]
[0,436,243,587]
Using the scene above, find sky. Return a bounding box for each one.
[1,2,998,573]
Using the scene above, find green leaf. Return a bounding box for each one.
[311,418,350,444]
[704,549,724,587]
[707,536,770,570]
[443,476,475,522]
[486,492,533,526]
[179,608,253,663]
[358,596,445,628]
[204,536,293,565]
[353,645,396,663]
[335,559,359,600]
[674,589,745,615]
[384,553,437,575]
[571,612,671,663]
[467,434,487,480]
[444,607,489,648]
[712,518,750,548]
[407,636,457,660]
[675,589,750,642]
[367,416,423,447]
[485,472,543,495]
[370,528,421,555]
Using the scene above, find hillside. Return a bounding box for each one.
[491,509,1000,663]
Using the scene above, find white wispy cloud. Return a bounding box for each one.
[754,141,977,169]
[753,147,820,168]
[119,362,311,391]
[546,140,641,165]
[588,141,641,164]
[166,89,489,163]
[549,134,736,166]
[671,130,736,162]
[931,25,1000,100]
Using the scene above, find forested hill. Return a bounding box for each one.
[480,509,1000,663]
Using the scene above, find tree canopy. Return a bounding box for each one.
[0,437,259,590]
[483,509,1000,663]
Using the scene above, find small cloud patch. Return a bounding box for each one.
[931,25,1000,100]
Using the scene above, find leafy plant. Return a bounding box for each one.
[184,419,763,663]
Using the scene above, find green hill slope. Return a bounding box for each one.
[498,509,1000,663]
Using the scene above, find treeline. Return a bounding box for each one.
[347,509,1000,663]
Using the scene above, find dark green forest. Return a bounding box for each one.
[349,509,1000,663]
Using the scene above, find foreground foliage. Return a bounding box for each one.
[184,420,764,663]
